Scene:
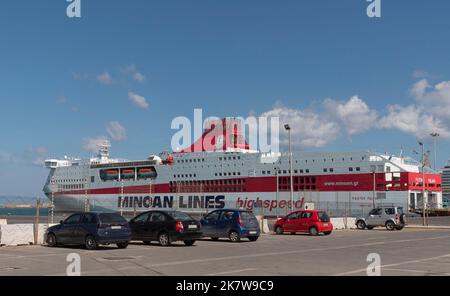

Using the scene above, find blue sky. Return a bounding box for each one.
[1,0,450,196]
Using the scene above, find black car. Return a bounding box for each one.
[45,212,131,250]
[129,210,202,246]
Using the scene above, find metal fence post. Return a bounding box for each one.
[34,198,41,245]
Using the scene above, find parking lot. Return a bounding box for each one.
[1,228,450,276]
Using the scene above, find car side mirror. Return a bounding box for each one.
[59,220,64,225]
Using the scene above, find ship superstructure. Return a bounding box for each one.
[43,118,443,216]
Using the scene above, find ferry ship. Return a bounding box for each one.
[43,118,443,216]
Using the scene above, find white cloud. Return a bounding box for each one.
[125,64,146,83]
[411,79,450,121]
[106,121,127,142]
[0,147,48,166]
[96,72,113,85]
[128,92,149,109]
[413,70,431,79]
[378,105,450,139]
[261,104,340,148]
[56,96,67,104]
[0,151,16,163]
[82,136,109,153]
[29,147,48,166]
[323,95,378,135]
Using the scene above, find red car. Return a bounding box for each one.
[273,210,333,236]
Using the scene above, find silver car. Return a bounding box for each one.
[356,206,406,231]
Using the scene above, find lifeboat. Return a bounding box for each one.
[101,169,119,181]
[121,168,135,179]
[137,167,157,179]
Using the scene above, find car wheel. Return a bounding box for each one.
[248,236,259,242]
[385,221,396,231]
[211,237,219,241]
[184,240,196,246]
[309,227,319,236]
[356,220,366,230]
[158,232,171,247]
[275,226,283,235]
[117,242,129,249]
[324,231,332,236]
[229,231,241,242]
[47,233,57,247]
[396,224,405,231]
[85,235,98,250]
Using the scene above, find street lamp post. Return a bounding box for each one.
[274,167,280,218]
[372,168,376,209]
[430,133,440,170]
[419,141,426,226]
[284,124,294,211]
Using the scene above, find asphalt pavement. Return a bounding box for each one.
[1,228,450,276]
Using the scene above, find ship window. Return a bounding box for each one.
[349,167,353,172]
[91,176,95,183]
[294,170,298,174]
[238,172,241,175]
[330,168,334,172]
[283,170,287,174]
[323,168,327,172]
[215,173,218,176]
[306,169,310,173]
[356,167,361,171]
[262,171,266,175]
[300,170,303,173]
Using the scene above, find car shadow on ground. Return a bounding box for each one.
[196,238,253,243]
[45,244,124,251]
[128,241,197,247]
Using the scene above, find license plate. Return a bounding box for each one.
[249,231,257,234]
[188,225,197,229]
[323,223,329,227]
[111,226,121,230]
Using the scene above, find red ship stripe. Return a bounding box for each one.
[53,172,441,196]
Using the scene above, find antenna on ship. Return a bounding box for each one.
[98,140,111,161]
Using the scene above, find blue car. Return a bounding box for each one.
[45,212,131,250]
[200,209,260,242]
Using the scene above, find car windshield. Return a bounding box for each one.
[99,213,127,224]
[318,212,330,222]
[167,211,194,221]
